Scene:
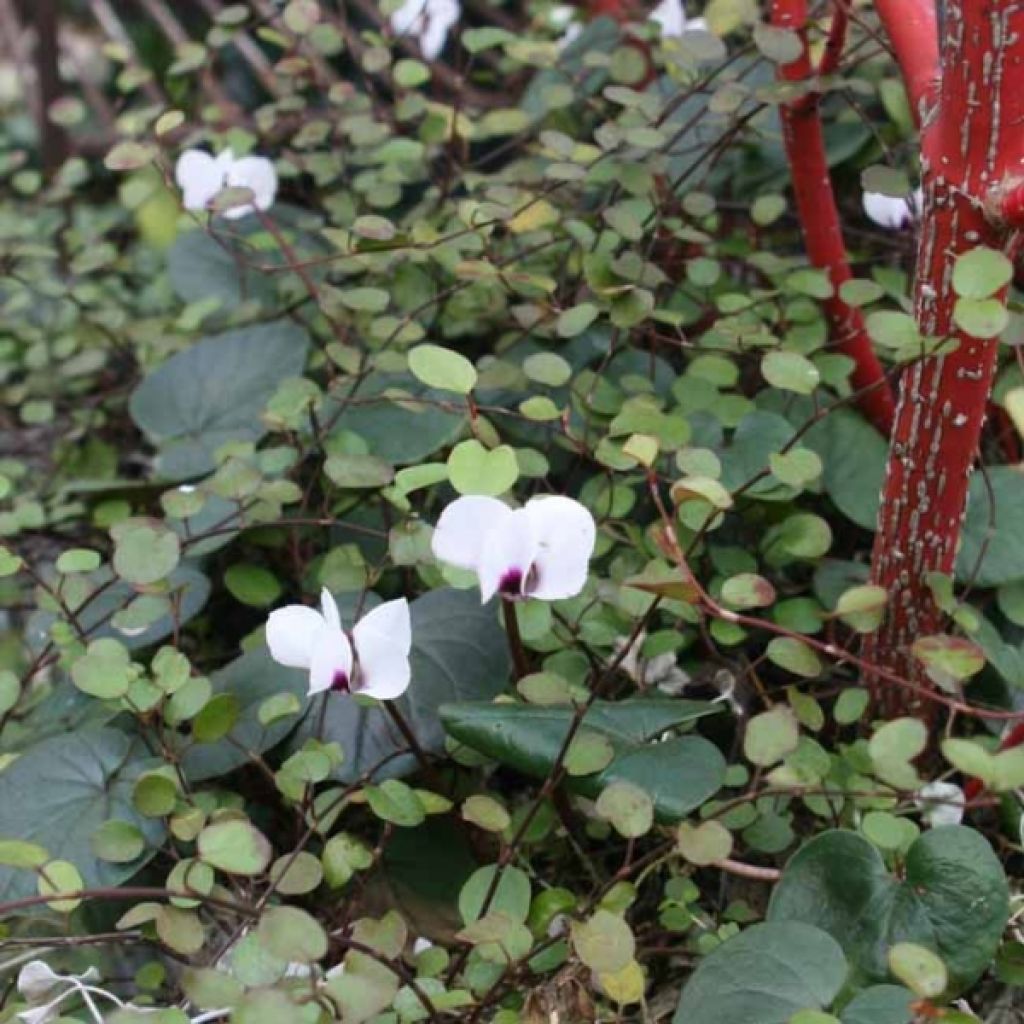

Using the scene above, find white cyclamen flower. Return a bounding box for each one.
[174,148,277,220]
[915,780,965,828]
[432,495,596,603]
[862,186,923,230]
[651,0,706,36]
[390,0,461,61]
[266,588,412,699]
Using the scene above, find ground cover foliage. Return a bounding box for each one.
[0,1,1022,1022]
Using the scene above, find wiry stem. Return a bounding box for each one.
[501,598,529,680]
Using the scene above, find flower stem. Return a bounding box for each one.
[383,701,443,791]
[502,598,529,681]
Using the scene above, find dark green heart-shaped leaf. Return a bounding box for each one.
[25,565,210,654]
[672,921,848,1024]
[768,827,1008,994]
[179,647,309,782]
[440,699,724,820]
[0,728,164,904]
[839,986,913,1024]
[130,321,310,478]
[328,372,465,465]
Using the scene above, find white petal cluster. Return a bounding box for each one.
[390,0,461,60]
[915,780,965,828]
[862,186,923,230]
[16,961,144,1024]
[651,0,707,36]
[175,148,278,220]
[615,631,691,694]
[432,494,596,603]
[266,588,412,700]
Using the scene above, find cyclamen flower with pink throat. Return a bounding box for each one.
[390,0,461,61]
[266,588,412,699]
[862,186,923,230]
[432,495,596,603]
[175,148,278,220]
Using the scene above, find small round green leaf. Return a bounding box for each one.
[408,344,478,395]
[259,906,328,963]
[92,820,146,863]
[198,819,273,876]
[676,820,733,865]
[888,942,947,998]
[596,781,654,838]
[744,708,799,766]
[447,440,519,496]
[571,909,635,974]
[952,246,1013,300]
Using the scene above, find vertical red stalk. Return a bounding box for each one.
[771,0,896,437]
[873,0,938,127]
[866,2,1024,713]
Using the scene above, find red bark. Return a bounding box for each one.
[586,0,638,17]
[872,0,938,127]
[866,2,1024,713]
[771,0,896,437]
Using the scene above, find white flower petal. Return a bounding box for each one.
[549,5,574,27]
[916,780,965,828]
[390,0,460,60]
[522,496,595,601]
[320,587,342,631]
[862,190,914,230]
[17,1003,61,1024]
[17,962,61,1003]
[477,507,538,603]
[355,597,412,656]
[412,937,434,955]
[308,624,354,695]
[614,632,645,684]
[651,0,685,36]
[390,0,424,36]
[557,21,583,50]
[352,598,412,700]
[223,155,278,219]
[175,149,226,212]
[432,495,512,573]
[656,665,692,696]
[266,604,326,670]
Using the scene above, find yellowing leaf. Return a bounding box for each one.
[508,199,559,234]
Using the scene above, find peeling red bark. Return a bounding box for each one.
[771,0,896,437]
[866,2,1024,714]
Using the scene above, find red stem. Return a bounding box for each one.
[873,0,939,127]
[771,0,896,437]
[865,2,1024,714]
[816,1,848,79]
